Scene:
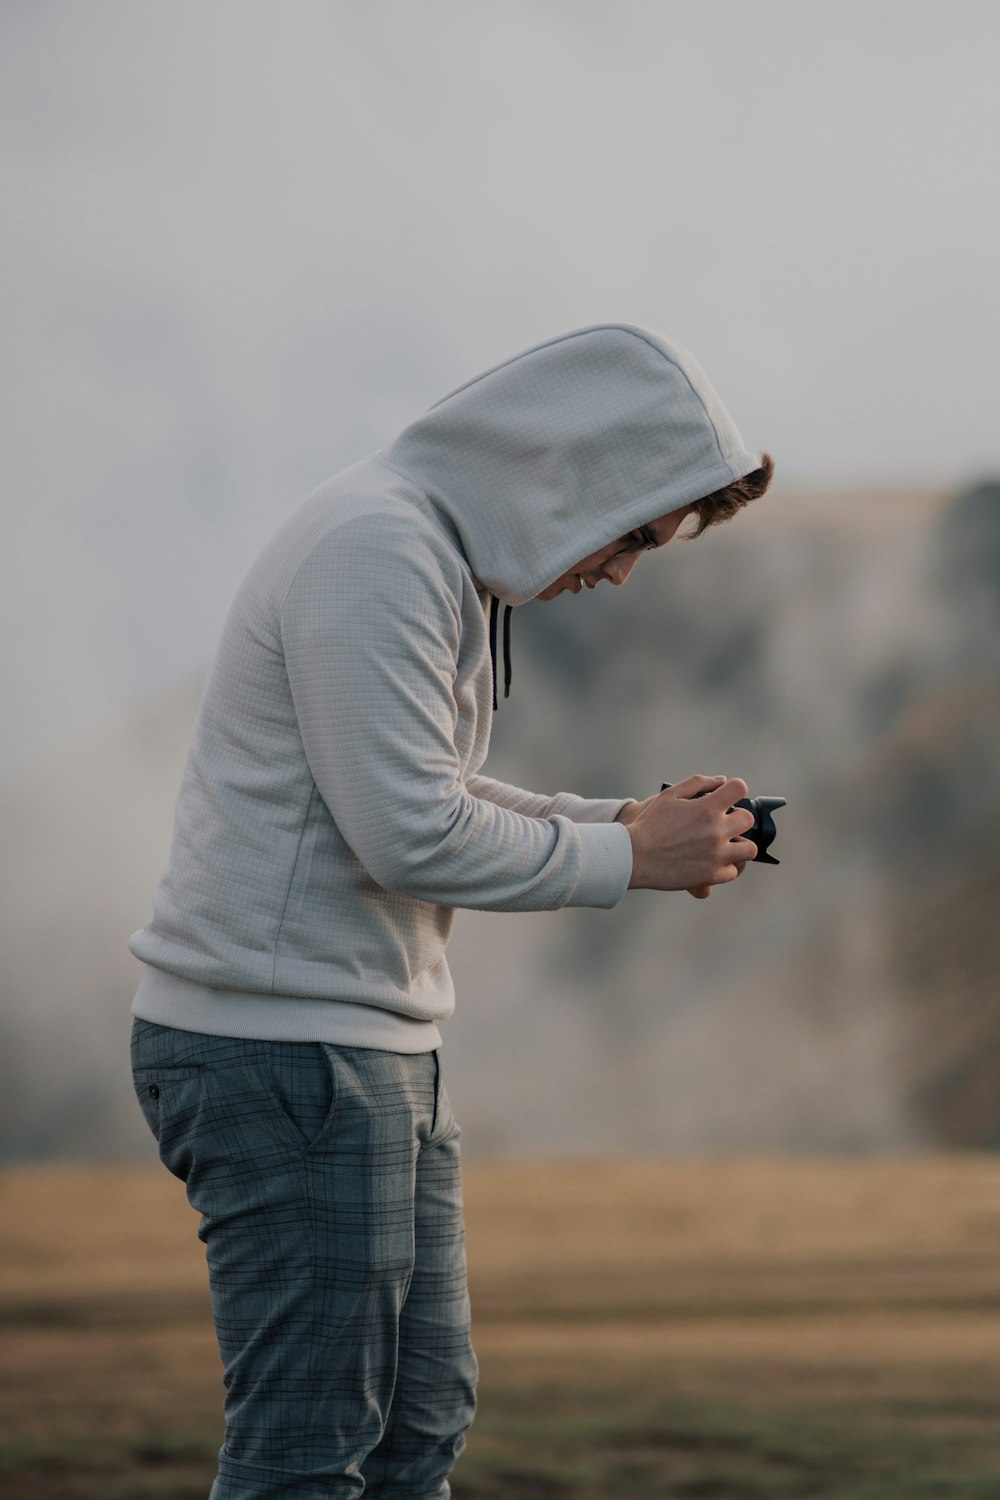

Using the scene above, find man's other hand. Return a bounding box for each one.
[623,774,757,895]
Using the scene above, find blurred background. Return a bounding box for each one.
[2,0,999,1163]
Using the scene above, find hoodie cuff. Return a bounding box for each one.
[562,818,634,909]
[564,795,639,824]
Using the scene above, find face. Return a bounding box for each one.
[533,503,698,600]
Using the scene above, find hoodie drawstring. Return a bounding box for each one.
[487,595,513,711]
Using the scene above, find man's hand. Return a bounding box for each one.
[622,775,756,895]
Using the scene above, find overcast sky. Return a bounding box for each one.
[3,0,999,772]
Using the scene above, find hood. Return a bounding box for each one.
[379,321,761,609]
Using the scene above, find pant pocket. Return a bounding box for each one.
[131,1064,209,1182]
[253,1042,340,1156]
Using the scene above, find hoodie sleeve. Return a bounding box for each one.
[279,515,634,912]
[464,773,636,824]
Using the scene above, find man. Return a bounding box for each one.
[129,321,773,1499]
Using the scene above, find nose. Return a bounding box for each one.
[601,552,640,586]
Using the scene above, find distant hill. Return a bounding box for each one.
[3,482,997,1159]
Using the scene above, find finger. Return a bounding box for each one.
[669,774,727,800]
[725,806,756,837]
[726,837,758,863]
[687,885,713,899]
[710,776,749,808]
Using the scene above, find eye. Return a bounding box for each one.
[606,525,659,566]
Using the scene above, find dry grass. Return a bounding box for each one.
[4,1155,1000,1497]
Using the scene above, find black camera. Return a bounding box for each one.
[660,783,786,866]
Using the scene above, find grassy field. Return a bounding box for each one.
[4,1155,1000,1497]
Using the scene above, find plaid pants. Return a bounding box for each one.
[130,1016,478,1499]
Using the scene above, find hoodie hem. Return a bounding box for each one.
[130,964,443,1052]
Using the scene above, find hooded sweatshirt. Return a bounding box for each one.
[128,322,760,1049]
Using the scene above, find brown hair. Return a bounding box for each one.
[682,451,775,539]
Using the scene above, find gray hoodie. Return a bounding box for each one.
[129,322,760,1049]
